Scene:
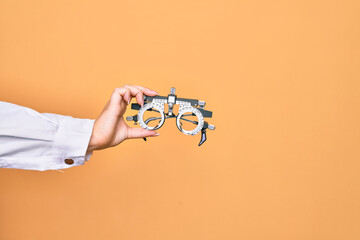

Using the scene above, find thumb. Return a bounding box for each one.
[127,127,159,139]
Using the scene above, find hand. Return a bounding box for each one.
[87,85,160,151]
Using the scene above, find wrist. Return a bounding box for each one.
[87,134,98,152]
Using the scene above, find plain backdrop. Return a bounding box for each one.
[1,0,360,239]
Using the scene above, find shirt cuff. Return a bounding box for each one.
[54,117,95,169]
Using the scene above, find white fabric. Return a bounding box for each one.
[0,101,95,171]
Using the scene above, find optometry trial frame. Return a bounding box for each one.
[126,87,215,146]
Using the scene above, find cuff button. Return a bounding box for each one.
[65,159,74,165]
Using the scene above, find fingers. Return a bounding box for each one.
[123,85,158,106]
[131,85,159,96]
[127,127,160,139]
[117,88,131,104]
[110,85,159,108]
[122,85,144,106]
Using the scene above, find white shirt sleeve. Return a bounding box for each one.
[0,101,95,171]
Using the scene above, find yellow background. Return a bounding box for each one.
[1,0,360,239]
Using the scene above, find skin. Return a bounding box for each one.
[87,85,160,152]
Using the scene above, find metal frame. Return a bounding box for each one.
[126,87,215,146]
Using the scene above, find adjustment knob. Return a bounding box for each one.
[208,124,215,130]
[170,87,176,95]
[198,101,206,108]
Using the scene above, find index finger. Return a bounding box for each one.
[123,85,152,106]
[132,85,159,96]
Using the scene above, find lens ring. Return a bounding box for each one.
[138,102,165,130]
[176,106,204,135]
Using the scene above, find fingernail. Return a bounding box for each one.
[127,100,130,105]
[154,133,160,136]
[153,91,160,95]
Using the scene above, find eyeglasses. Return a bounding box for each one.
[126,87,215,146]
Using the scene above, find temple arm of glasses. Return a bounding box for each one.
[144,116,198,125]
[179,117,198,125]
